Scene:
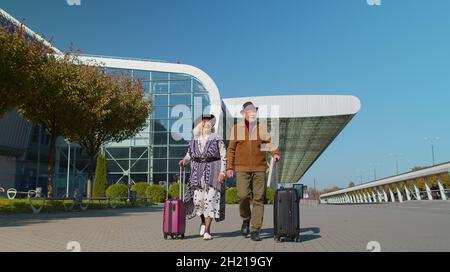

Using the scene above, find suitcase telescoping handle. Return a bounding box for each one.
[179,166,186,202]
[166,172,169,200]
[267,157,279,188]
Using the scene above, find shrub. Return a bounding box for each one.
[145,185,166,203]
[105,183,128,198]
[168,183,187,199]
[131,182,150,199]
[226,187,239,204]
[265,188,275,204]
[93,153,108,197]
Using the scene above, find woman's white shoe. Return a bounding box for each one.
[199,224,206,236]
[203,233,213,240]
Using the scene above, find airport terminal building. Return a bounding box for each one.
[0,8,361,197]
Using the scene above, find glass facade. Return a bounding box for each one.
[103,68,213,186]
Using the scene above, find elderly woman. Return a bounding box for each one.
[179,114,226,240]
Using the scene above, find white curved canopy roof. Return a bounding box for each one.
[222,95,361,183]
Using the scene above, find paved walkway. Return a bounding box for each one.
[1,201,450,252]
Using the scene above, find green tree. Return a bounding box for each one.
[348,181,355,188]
[65,66,151,197]
[0,24,48,116]
[93,152,108,197]
[18,53,87,198]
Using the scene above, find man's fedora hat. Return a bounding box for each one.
[240,101,259,115]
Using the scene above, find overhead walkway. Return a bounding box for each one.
[320,162,450,204]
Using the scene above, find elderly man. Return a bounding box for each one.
[226,101,280,241]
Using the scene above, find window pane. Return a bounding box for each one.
[154,120,169,132]
[107,160,127,173]
[107,174,124,184]
[153,147,167,158]
[154,95,168,106]
[152,72,169,81]
[151,81,169,93]
[170,94,191,106]
[141,81,151,96]
[193,79,207,93]
[153,159,167,173]
[106,148,129,159]
[133,70,151,81]
[169,146,188,159]
[131,138,149,146]
[170,79,191,93]
[153,133,168,145]
[192,95,211,113]
[131,147,148,159]
[169,159,183,172]
[152,107,169,119]
[131,160,148,172]
[131,174,148,183]
[170,73,190,80]
[201,94,211,107]
[170,137,189,145]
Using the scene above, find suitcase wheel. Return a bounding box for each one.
[180,234,185,239]
[163,233,168,240]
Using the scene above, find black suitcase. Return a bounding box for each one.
[269,160,301,242]
[274,187,300,242]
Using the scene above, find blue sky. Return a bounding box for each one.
[1,0,449,190]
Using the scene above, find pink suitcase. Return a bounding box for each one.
[163,166,186,240]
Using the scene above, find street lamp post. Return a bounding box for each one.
[358,169,367,185]
[370,163,381,181]
[389,153,402,175]
[424,137,440,166]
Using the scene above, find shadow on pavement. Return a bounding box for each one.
[0,205,164,228]
[299,227,321,242]
[212,227,322,243]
